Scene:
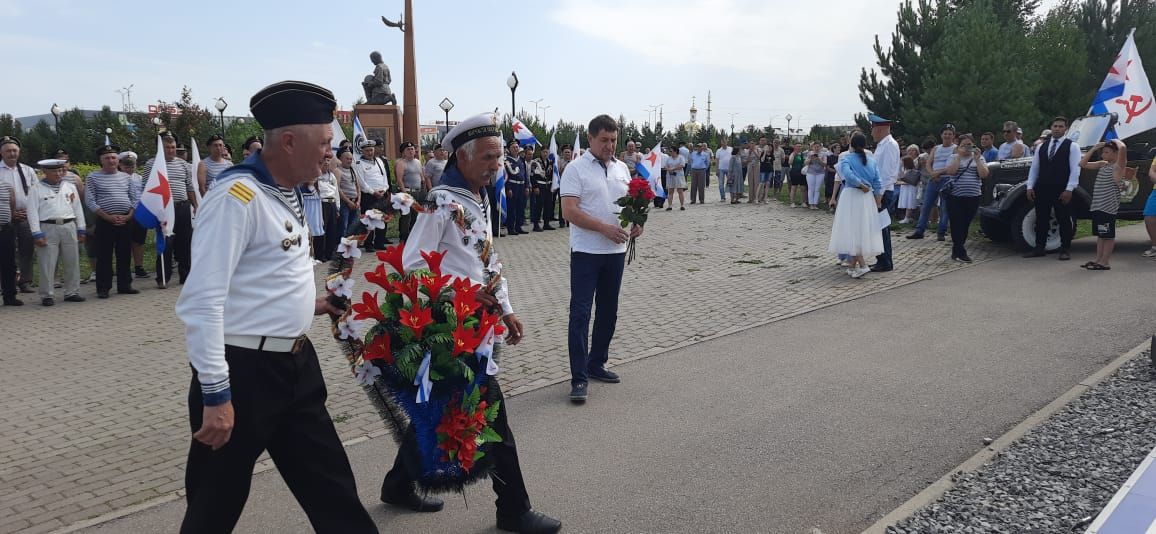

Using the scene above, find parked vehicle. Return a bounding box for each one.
[978,113,1154,250]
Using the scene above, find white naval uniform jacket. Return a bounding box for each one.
[27,180,86,239]
[402,181,513,316]
[175,153,313,404]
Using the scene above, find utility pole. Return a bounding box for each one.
[728,113,738,136]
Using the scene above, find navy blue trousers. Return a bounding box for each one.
[568,251,625,385]
[875,190,894,269]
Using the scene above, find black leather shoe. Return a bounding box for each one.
[64,294,86,303]
[41,297,54,306]
[868,264,893,273]
[1058,250,1071,261]
[118,288,141,295]
[532,224,542,232]
[497,509,562,534]
[381,492,444,513]
[1023,248,1046,258]
[569,382,588,403]
[97,290,110,299]
[905,232,924,240]
[587,367,620,383]
[135,266,150,278]
[542,224,556,231]
[3,297,24,306]
[936,235,946,242]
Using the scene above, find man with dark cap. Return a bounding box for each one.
[353,138,392,250]
[530,146,556,231]
[142,133,197,288]
[0,158,18,305]
[175,80,378,534]
[503,140,528,235]
[197,134,232,194]
[28,159,86,305]
[0,136,38,294]
[241,136,263,159]
[85,144,140,298]
[378,112,561,534]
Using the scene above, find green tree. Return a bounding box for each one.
[1028,7,1093,122]
[903,0,1040,137]
[858,0,951,137]
[949,0,1041,26]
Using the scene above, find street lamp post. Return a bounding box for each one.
[541,105,551,128]
[439,97,454,141]
[506,72,519,121]
[152,116,162,136]
[50,103,61,141]
[530,98,544,122]
[214,97,228,137]
[785,114,793,143]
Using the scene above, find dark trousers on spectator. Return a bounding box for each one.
[875,190,894,270]
[568,251,625,385]
[157,201,193,285]
[506,184,526,233]
[690,168,707,204]
[95,218,133,292]
[946,194,981,257]
[531,185,554,225]
[654,171,667,209]
[0,223,17,300]
[360,193,390,249]
[381,380,531,521]
[1032,185,1073,251]
[13,219,32,285]
[398,196,421,243]
[181,338,378,534]
[321,201,339,261]
[487,185,501,235]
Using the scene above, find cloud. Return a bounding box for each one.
[0,0,22,16]
[551,0,883,82]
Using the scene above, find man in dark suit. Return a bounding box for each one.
[1024,116,1082,260]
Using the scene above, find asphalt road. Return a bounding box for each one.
[80,227,1156,534]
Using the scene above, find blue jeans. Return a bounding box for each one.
[717,168,729,200]
[339,203,358,237]
[916,180,949,236]
[568,251,625,385]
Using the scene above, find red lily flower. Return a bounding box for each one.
[376,243,406,274]
[365,264,390,290]
[363,334,393,363]
[421,273,453,300]
[420,249,447,276]
[391,277,421,304]
[351,292,385,322]
[451,323,485,355]
[451,277,481,296]
[398,304,433,339]
[452,291,480,322]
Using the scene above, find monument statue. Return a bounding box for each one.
[362,51,397,106]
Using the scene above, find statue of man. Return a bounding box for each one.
[362,51,397,105]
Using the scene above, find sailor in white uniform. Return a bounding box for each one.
[174,80,378,534]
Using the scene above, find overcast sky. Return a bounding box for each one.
[3,0,1064,131]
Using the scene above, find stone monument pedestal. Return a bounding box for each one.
[354,104,402,160]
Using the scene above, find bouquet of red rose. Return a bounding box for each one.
[325,238,507,492]
[616,177,655,264]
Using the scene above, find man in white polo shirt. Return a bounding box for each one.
[559,114,642,403]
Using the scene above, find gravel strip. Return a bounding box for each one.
[888,350,1156,534]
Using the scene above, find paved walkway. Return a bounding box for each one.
[2,197,1018,534]
[77,225,1156,534]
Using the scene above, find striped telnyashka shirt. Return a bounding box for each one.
[142,157,195,203]
[84,171,138,215]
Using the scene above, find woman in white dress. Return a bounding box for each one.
[897,144,921,223]
[828,132,884,278]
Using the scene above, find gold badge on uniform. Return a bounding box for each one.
[285,220,293,232]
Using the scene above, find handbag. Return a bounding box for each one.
[940,159,972,197]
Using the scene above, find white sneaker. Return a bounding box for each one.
[851,266,869,279]
[898,218,912,224]
[1143,247,1156,258]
